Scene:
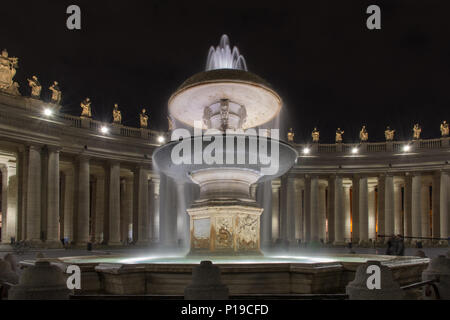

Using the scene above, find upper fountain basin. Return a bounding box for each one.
[169,69,282,130]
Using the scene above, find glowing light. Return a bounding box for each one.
[158,136,166,144]
[403,145,411,152]
[351,147,359,154]
[43,108,53,116]
[303,147,310,155]
[100,126,109,134]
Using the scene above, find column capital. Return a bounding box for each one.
[46,145,62,153]
[76,154,90,162]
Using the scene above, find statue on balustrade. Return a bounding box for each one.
[140,108,148,128]
[27,76,41,99]
[335,128,344,143]
[440,120,449,137]
[113,104,122,124]
[80,98,92,118]
[385,126,395,141]
[0,49,20,95]
[413,123,421,140]
[49,81,61,104]
[312,127,320,142]
[360,125,368,142]
[287,128,294,142]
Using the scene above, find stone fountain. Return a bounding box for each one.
[153,35,297,255]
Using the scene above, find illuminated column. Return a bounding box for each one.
[310,176,319,242]
[271,179,281,241]
[106,161,121,245]
[150,178,160,243]
[403,174,413,239]
[286,177,297,244]
[94,175,105,243]
[46,148,60,245]
[133,166,149,245]
[318,182,327,242]
[62,168,74,242]
[351,175,360,243]
[343,183,351,241]
[327,175,335,243]
[303,176,311,242]
[394,180,403,235]
[431,172,440,239]
[384,175,395,238]
[26,145,42,243]
[368,182,376,241]
[377,175,385,240]
[76,156,90,245]
[1,164,18,243]
[359,176,369,243]
[121,178,133,243]
[440,171,449,241]
[295,182,303,241]
[334,176,345,245]
[411,173,422,239]
[421,178,431,239]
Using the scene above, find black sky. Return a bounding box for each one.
[0,0,449,143]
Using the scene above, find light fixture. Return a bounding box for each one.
[351,147,358,154]
[303,147,310,155]
[157,136,166,144]
[43,108,53,116]
[403,145,411,152]
[100,126,109,134]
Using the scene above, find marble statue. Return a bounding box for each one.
[140,108,148,128]
[27,76,41,99]
[440,121,449,137]
[413,123,421,140]
[360,125,368,142]
[113,104,122,124]
[49,81,61,104]
[80,98,92,118]
[312,127,320,142]
[0,49,20,95]
[287,128,294,142]
[385,126,395,141]
[336,128,344,143]
[219,99,230,130]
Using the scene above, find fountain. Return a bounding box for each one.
[154,34,297,255]
[29,36,429,297]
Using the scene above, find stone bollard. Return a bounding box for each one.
[346,260,405,300]
[0,259,19,284]
[422,255,450,300]
[3,254,19,273]
[8,261,70,300]
[184,261,229,300]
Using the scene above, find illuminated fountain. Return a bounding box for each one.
[153,34,297,255]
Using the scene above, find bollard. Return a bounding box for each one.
[8,261,70,300]
[0,259,19,284]
[346,260,404,300]
[184,261,229,300]
[422,255,450,300]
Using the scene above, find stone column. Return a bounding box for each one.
[351,175,360,243]
[327,175,335,243]
[106,161,121,245]
[176,182,190,248]
[411,174,422,239]
[26,145,42,243]
[385,175,395,238]
[334,176,345,245]
[318,182,327,242]
[377,175,386,240]
[62,169,74,242]
[404,174,413,239]
[121,178,133,243]
[46,148,60,246]
[258,181,272,247]
[421,179,431,238]
[1,164,18,243]
[394,180,403,235]
[359,176,369,244]
[151,178,160,243]
[368,183,376,241]
[303,176,311,242]
[344,184,351,241]
[286,177,297,244]
[133,166,149,245]
[159,174,177,248]
[271,179,281,241]
[431,173,440,239]
[93,176,105,243]
[310,176,319,242]
[75,156,90,245]
[295,182,303,241]
[440,171,449,241]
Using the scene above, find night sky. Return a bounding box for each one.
[1,0,449,143]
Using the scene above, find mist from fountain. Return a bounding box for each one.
[206,34,248,71]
